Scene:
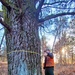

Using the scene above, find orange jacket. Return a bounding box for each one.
[44,56,54,68]
[45,56,54,67]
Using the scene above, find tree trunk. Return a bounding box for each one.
[5,0,42,75]
[59,50,62,65]
[72,48,73,64]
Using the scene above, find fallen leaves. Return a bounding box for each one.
[54,64,75,75]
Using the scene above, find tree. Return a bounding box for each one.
[41,35,47,52]
[0,0,75,75]
[67,19,75,64]
[40,35,47,75]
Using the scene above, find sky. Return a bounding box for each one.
[0,3,5,50]
[39,28,55,49]
[0,2,2,11]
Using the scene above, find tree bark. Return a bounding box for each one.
[5,0,42,75]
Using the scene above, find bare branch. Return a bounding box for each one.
[39,12,75,23]
[0,33,4,49]
[0,27,4,30]
[0,0,11,11]
[52,22,63,52]
[0,18,11,31]
[36,0,44,18]
[42,5,75,9]
[43,1,68,5]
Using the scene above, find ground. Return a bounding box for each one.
[54,64,75,75]
[0,62,8,75]
[0,62,75,75]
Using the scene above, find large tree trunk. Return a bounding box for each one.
[5,0,42,75]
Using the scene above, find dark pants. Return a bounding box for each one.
[45,67,54,75]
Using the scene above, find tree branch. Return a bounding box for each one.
[0,33,4,49]
[0,18,11,31]
[0,0,11,11]
[42,5,75,9]
[36,0,44,18]
[43,1,68,5]
[38,12,75,23]
[34,0,40,3]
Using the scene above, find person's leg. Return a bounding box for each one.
[45,69,49,75]
[48,67,54,75]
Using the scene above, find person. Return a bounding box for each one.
[43,49,54,75]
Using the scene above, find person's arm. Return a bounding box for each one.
[47,53,53,58]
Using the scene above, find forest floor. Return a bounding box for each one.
[54,64,75,75]
[0,62,8,75]
[0,62,75,75]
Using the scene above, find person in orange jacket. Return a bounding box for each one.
[43,49,54,75]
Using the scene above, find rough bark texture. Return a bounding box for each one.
[5,0,42,75]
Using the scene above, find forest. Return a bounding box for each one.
[0,0,75,75]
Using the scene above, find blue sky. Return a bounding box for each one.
[0,2,2,10]
[0,3,5,50]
